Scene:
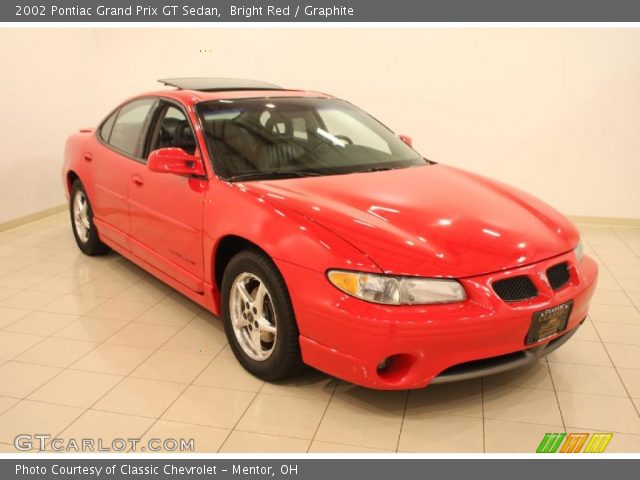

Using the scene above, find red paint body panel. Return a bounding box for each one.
[243,164,580,278]
[62,86,597,389]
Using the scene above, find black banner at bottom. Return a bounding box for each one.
[2,458,637,480]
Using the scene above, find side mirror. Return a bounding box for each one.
[148,148,206,177]
[398,134,413,147]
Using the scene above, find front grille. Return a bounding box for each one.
[547,262,570,290]
[492,276,538,302]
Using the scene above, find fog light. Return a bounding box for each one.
[375,354,415,382]
[377,357,392,373]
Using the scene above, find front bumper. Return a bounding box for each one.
[277,252,598,390]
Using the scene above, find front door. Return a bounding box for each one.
[127,101,207,292]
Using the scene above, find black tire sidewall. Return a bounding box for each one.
[221,250,301,380]
[69,180,108,255]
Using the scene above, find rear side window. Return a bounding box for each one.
[99,110,117,142]
[108,98,155,156]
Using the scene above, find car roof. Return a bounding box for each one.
[137,78,332,106]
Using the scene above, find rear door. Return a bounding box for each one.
[127,100,207,292]
[91,98,156,249]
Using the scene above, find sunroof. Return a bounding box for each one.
[158,78,284,92]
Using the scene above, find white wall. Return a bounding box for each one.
[0,30,99,224]
[1,28,639,224]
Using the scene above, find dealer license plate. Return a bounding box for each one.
[526,300,573,345]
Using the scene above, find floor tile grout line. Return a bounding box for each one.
[1,306,101,338]
[0,313,140,444]
[586,236,640,417]
[230,427,343,446]
[53,306,213,452]
[22,300,150,370]
[225,427,311,444]
[14,392,601,439]
[216,380,339,452]
[544,356,567,433]
[589,314,640,419]
[304,379,339,453]
[471,378,633,399]
[0,249,127,295]
[216,390,262,453]
[393,389,410,454]
[0,303,140,402]
[609,228,640,312]
[130,341,226,453]
[4,288,166,448]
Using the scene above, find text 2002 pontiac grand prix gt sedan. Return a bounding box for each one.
[62,78,598,389]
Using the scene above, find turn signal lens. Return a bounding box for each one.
[327,270,466,305]
[326,271,359,295]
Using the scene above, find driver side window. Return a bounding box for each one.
[148,104,196,157]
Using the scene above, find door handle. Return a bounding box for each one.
[131,174,145,186]
[83,152,92,162]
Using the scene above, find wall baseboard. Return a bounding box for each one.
[568,215,640,227]
[0,204,67,233]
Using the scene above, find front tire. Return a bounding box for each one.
[69,180,110,256]
[221,249,303,381]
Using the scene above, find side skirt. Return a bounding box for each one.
[100,235,222,316]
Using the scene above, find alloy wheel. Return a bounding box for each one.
[229,272,278,361]
[73,190,90,243]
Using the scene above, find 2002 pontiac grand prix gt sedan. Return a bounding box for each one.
[62,78,598,389]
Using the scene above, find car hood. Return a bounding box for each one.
[241,164,579,278]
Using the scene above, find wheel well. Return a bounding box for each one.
[66,171,79,194]
[214,235,268,288]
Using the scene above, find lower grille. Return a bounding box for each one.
[492,276,538,302]
[547,262,570,290]
[432,324,580,384]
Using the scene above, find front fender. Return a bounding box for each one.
[203,181,382,286]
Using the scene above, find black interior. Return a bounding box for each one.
[149,105,196,156]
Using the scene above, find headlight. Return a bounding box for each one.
[327,270,466,305]
[573,238,584,263]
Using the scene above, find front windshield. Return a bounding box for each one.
[196,97,427,180]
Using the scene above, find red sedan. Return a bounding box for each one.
[62,78,598,389]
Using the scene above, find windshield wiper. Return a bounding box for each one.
[358,163,426,174]
[360,166,395,173]
[226,170,324,182]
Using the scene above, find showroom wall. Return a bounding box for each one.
[1,28,639,224]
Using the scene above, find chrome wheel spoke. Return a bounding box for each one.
[236,281,254,306]
[253,283,267,317]
[249,327,263,358]
[257,316,276,334]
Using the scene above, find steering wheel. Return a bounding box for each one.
[157,125,171,148]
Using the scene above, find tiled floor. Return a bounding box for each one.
[1,213,640,453]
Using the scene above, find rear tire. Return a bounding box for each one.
[221,249,303,381]
[69,179,110,256]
